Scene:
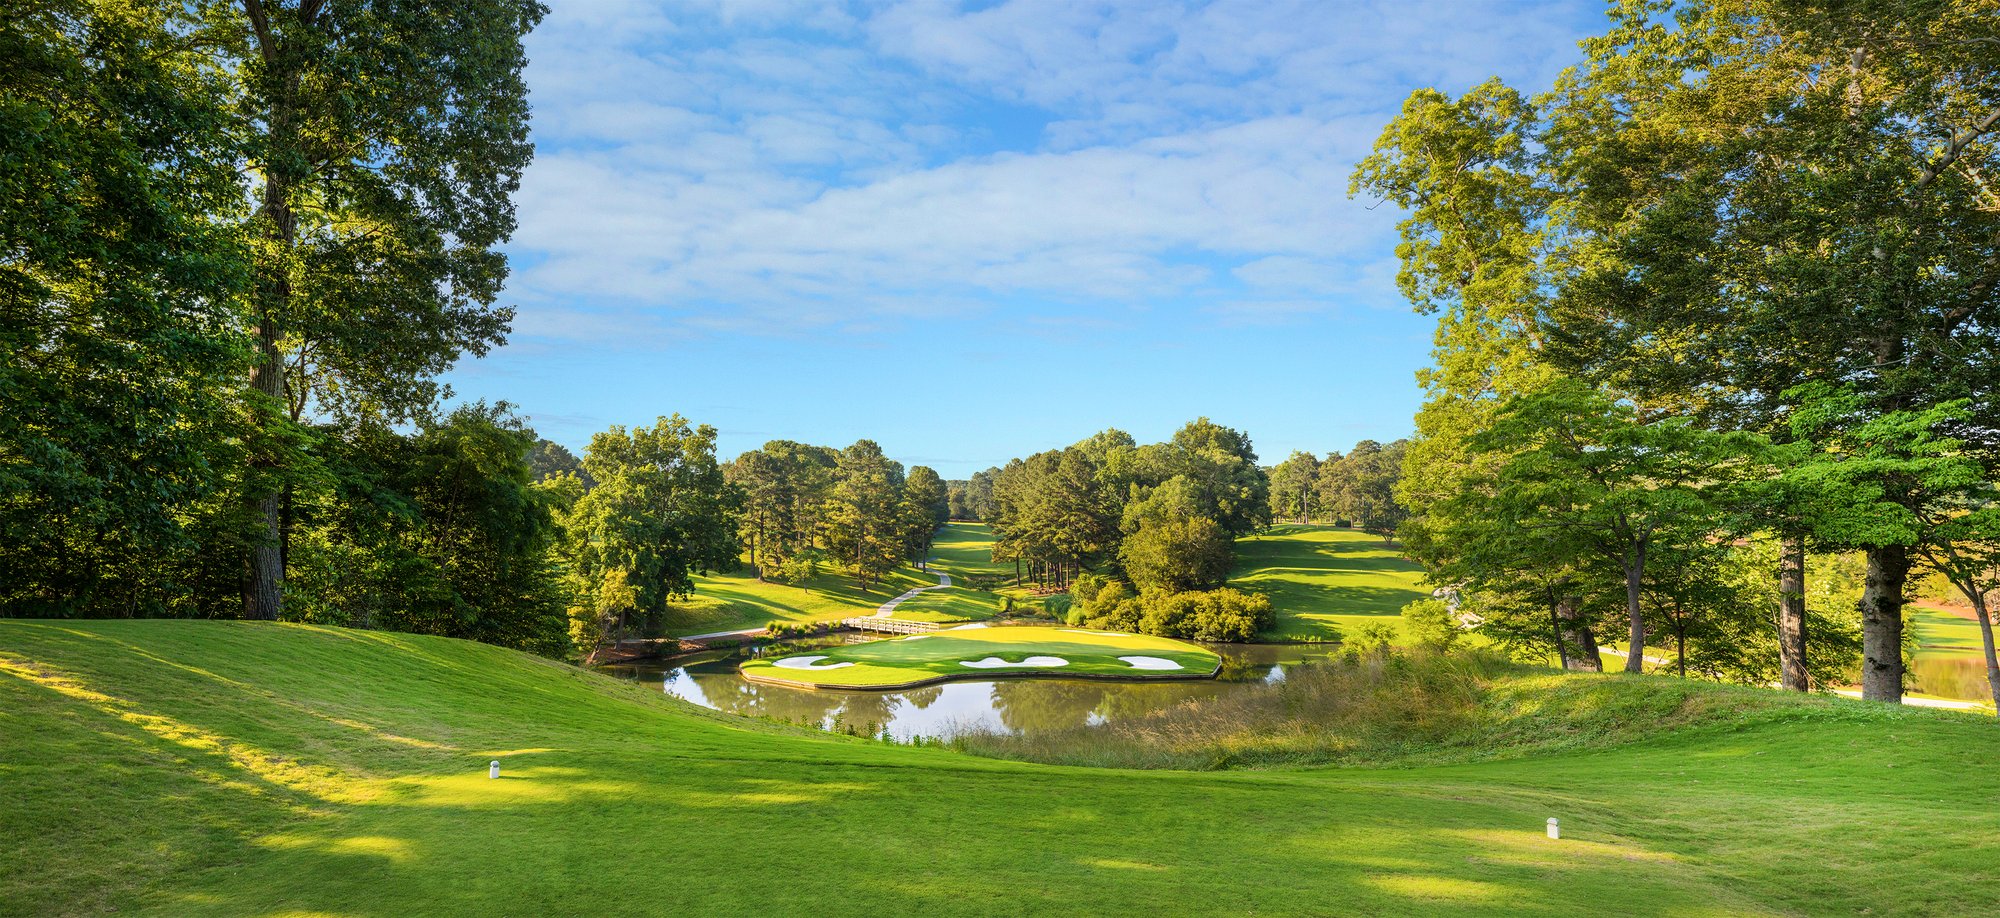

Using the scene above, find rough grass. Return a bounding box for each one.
[946,650,1865,771]
[6,620,2000,917]
[740,626,1219,688]
[1231,524,1430,641]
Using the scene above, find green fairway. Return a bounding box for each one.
[4,620,1999,917]
[662,565,938,636]
[1231,524,1430,641]
[740,626,1220,689]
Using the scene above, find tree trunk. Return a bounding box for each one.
[1547,590,1567,670]
[1622,551,1646,674]
[1967,590,2000,717]
[1556,594,1602,672]
[1860,544,1910,703]
[243,311,285,621]
[1778,534,1809,691]
[1676,625,1687,679]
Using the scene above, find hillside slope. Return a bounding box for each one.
[1232,524,1430,641]
[4,621,1997,916]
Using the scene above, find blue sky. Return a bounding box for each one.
[442,0,1603,477]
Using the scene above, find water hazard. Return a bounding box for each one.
[600,638,1340,741]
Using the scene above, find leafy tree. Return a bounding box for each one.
[1470,380,1762,673]
[218,0,547,619]
[1268,451,1321,524]
[824,440,905,592]
[1318,440,1410,541]
[1121,516,1233,594]
[1,0,253,617]
[900,466,949,564]
[1534,0,2000,702]
[553,416,737,651]
[525,436,589,486]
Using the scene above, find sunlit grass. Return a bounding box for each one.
[1231,524,1430,641]
[4,620,1998,916]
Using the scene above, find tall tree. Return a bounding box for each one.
[553,416,738,647]
[222,0,546,619]
[1536,0,2000,702]
[825,440,905,591]
[1268,451,1321,524]
[1,1,253,616]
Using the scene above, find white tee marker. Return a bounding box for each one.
[489,760,501,780]
[1546,818,1560,840]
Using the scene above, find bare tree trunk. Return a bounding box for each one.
[1860,545,1910,702]
[1778,534,1809,691]
[243,312,285,621]
[1557,594,1602,672]
[1967,590,2000,717]
[1622,550,1646,674]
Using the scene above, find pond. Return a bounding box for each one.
[599,637,1341,741]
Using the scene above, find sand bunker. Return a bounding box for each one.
[771,655,854,671]
[948,623,989,630]
[1118,656,1184,671]
[958,655,1069,669]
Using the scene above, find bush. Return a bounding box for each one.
[1344,623,1398,659]
[1043,594,1072,618]
[1076,583,1272,643]
[765,553,821,586]
[1400,598,1463,652]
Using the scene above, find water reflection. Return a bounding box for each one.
[599,641,1339,741]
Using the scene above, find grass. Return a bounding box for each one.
[739,626,1221,689]
[6,620,2000,915]
[665,524,1019,635]
[1231,523,1430,642]
[5,620,2000,916]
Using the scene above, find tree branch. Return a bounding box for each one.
[1916,108,2000,191]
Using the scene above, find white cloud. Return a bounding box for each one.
[501,0,1590,343]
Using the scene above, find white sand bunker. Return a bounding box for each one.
[949,623,989,630]
[900,635,934,641]
[1119,656,1184,671]
[959,655,1069,669]
[771,655,854,671]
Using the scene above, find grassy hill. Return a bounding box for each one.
[1232,524,1430,641]
[6,620,1999,916]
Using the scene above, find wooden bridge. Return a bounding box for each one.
[842,617,940,635]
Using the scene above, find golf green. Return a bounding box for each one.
[739,625,1222,689]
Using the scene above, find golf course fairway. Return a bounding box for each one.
[6,620,2000,917]
[739,626,1221,689]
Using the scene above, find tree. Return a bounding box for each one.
[1472,381,1761,673]
[1318,440,1410,541]
[222,0,546,620]
[1268,451,1321,524]
[1533,0,2000,702]
[900,466,949,565]
[553,417,737,650]
[1,1,254,617]
[526,436,589,486]
[824,440,905,591]
[1121,516,1233,594]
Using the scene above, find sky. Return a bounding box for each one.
[442,0,1605,478]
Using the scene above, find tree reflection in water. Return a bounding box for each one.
[602,641,1343,741]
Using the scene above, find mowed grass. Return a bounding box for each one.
[740,626,1220,689]
[5,621,2000,916]
[1232,524,1429,642]
[667,524,1015,635]
[664,564,937,636]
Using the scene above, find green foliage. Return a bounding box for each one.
[1399,599,1463,653]
[0,0,254,617]
[553,416,738,650]
[1073,580,1274,644]
[1120,515,1233,593]
[283,404,569,655]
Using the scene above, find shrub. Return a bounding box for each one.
[1400,598,1464,652]
[1078,584,1272,643]
[1344,623,1398,659]
[765,553,821,586]
[1043,594,1072,618]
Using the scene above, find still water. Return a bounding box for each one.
[600,639,1339,741]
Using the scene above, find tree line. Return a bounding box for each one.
[1358,0,2000,709]
[1265,440,1410,538]
[968,420,1279,642]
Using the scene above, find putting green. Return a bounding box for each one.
[739,626,1222,689]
